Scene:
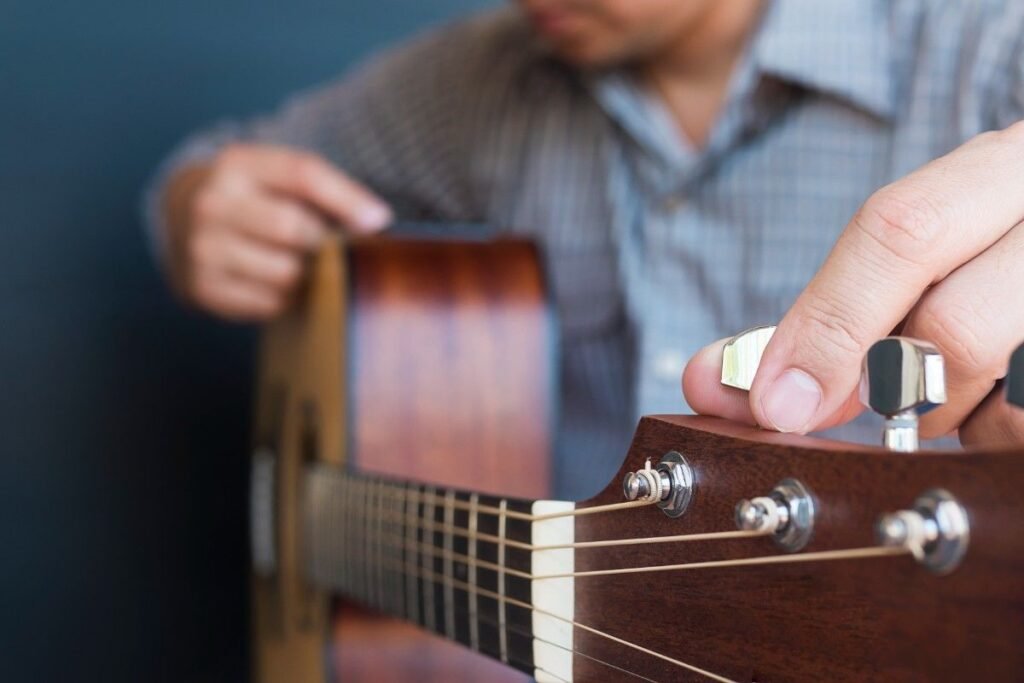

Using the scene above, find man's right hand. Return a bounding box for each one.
[163,144,392,320]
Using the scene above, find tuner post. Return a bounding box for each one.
[860,337,947,452]
[734,478,815,552]
[876,489,969,574]
[622,451,695,518]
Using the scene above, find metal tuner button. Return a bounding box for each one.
[1007,342,1024,410]
[721,325,776,391]
[860,337,946,452]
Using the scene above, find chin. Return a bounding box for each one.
[546,37,627,68]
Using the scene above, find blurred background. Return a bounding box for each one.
[0,1,492,680]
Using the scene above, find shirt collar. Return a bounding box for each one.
[751,0,895,120]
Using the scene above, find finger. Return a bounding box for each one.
[959,382,1024,447]
[193,271,287,321]
[210,188,329,250]
[220,145,392,233]
[903,220,1024,438]
[751,124,1024,433]
[683,337,864,429]
[682,339,758,425]
[195,228,305,291]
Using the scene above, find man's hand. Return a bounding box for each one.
[163,144,392,320]
[683,122,1024,447]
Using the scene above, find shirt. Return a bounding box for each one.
[147,0,1024,499]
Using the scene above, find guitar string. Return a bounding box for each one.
[399,587,662,683]
[321,484,736,681]
[321,477,910,681]
[364,550,738,683]
[355,524,911,581]
[344,502,772,551]
[401,486,655,521]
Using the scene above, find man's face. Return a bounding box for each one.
[519,0,715,67]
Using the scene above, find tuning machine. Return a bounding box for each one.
[860,337,946,452]
[876,490,969,574]
[622,452,695,518]
[721,325,776,391]
[735,479,816,552]
[1007,342,1024,409]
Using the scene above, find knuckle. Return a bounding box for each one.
[216,143,248,170]
[291,154,327,192]
[858,189,945,263]
[912,296,994,377]
[999,119,1024,147]
[798,296,870,365]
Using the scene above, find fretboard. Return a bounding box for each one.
[303,465,575,682]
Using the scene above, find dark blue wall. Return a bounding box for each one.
[0,1,492,680]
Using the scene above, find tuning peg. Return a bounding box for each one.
[1008,342,1024,409]
[860,337,946,452]
[721,325,776,391]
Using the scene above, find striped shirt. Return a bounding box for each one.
[148,0,1024,499]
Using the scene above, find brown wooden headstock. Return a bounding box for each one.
[572,415,1024,681]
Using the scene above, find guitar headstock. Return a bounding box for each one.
[567,331,1024,682]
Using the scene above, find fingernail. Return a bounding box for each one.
[356,203,392,232]
[760,369,822,433]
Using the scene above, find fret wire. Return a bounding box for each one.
[366,545,737,683]
[394,484,406,618]
[468,493,480,653]
[376,480,385,611]
[405,573,657,683]
[443,490,456,640]
[405,484,419,623]
[497,499,509,665]
[422,486,436,633]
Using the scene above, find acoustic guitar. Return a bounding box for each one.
[249,231,1024,682]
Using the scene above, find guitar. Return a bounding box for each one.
[250,233,1024,682]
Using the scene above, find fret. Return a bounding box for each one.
[497,498,509,665]
[431,493,447,633]
[468,492,480,652]
[443,490,456,640]
[374,479,384,611]
[337,475,350,593]
[389,483,403,617]
[404,484,420,623]
[365,480,374,609]
[451,493,471,646]
[422,486,436,633]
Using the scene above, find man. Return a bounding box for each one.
[148,0,1024,498]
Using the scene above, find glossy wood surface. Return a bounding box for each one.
[333,236,554,682]
[572,415,1024,682]
[346,237,555,496]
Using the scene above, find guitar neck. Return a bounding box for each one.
[303,465,575,678]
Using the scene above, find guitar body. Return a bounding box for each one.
[252,233,1024,682]
[252,235,553,682]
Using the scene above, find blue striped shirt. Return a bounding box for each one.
[149,0,1024,498]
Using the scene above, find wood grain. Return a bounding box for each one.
[573,415,1024,682]
[332,236,554,683]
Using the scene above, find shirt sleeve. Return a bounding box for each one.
[142,9,522,261]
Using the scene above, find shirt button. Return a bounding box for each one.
[653,350,686,381]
